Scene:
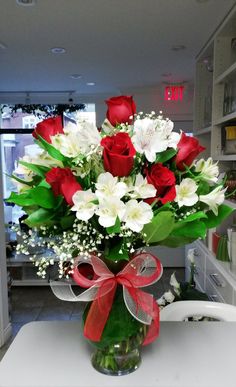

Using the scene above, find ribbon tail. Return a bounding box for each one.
[143,299,160,346]
[124,287,160,345]
[84,280,117,342]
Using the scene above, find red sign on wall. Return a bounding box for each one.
[165,85,184,101]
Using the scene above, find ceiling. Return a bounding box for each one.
[0,0,236,103]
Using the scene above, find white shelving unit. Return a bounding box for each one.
[191,4,236,302]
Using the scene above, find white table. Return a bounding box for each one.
[0,321,234,387]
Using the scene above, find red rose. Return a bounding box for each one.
[101,132,136,177]
[106,95,136,126]
[145,163,176,204]
[32,116,64,143]
[176,132,205,171]
[45,167,82,205]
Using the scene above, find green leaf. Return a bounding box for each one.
[6,191,35,207]
[142,211,175,244]
[105,241,129,262]
[159,219,207,247]
[173,220,207,239]
[197,180,210,196]
[30,186,58,209]
[24,208,54,227]
[159,235,196,248]
[19,160,50,178]
[178,211,207,224]
[60,214,75,229]
[155,148,177,163]
[38,179,51,188]
[37,135,67,162]
[8,174,34,187]
[106,217,121,235]
[204,204,235,229]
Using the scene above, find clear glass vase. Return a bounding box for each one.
[84,285,147,376]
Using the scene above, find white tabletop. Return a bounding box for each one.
[0,321,235,387]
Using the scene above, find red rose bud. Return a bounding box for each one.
[101,132,136,177]
[46,167,82,205]
[32,116,64,143]
[106,95,136,126]
[176,132,205,171]
[146,163,176,205]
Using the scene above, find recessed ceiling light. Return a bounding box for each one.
[86,82,95,86]
[16,0,36,5]
[70,74,82,79]
[0,41,7,49]
[51,47,66,54]
[171,45,186,51]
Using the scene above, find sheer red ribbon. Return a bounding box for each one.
[72,252,162,345]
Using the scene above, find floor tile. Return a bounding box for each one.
[11,307,41,323]
[36,305,73,321]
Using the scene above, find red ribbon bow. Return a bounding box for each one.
[72,252,162,345]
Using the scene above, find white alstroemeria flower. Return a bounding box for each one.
[75,120,101,154]
[132,118,169,162]
[199,186,226,215]
[157,296,166,306]
[129,174,156,199]
[175,178,198,207]
[51,133,82,158]
[71,189,97,221]
[96,197,126,227]
[170,272,181,296]
[195,157,219,184]
[187,248,195,265]
[163,290,175,303]
[95,172,128,199]
[14,155,34,176]
[123,199,153,232]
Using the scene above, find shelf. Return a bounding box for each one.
[12,279,49,286]
[214,111,236,125]
[194,126,211,135]
[213,154,236,161]
[214,61,236,84]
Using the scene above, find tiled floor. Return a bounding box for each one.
[0,267,185,361]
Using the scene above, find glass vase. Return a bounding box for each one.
[91,326,146,376]
[84,285,147,376]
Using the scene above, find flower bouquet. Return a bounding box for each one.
[7,95,233,375]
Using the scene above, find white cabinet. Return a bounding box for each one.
[185,240,236,304]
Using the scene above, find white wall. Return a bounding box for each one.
[0,137,12,347]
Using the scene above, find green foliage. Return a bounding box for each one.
[203,204,235,229]
[142,210,175,244]
[37,136,68,162]
[105,240,129,262]
[155,148,177,163]
[60,214,76,230]
[24,208,55,227]
[6,191,36,207]
[18,160,50,178]
[106,217,121,235]
[159,218,207,247]
[30,186,60,209]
